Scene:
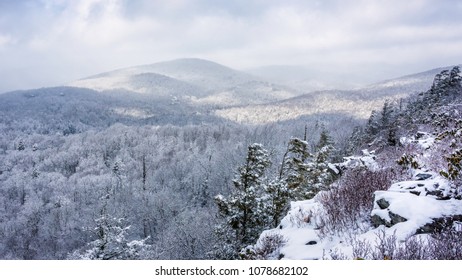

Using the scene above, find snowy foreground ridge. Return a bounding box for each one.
[252,149,462,260]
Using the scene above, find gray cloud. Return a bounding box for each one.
[1,0,462,92]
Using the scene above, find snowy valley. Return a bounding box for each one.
[0,59,461,260]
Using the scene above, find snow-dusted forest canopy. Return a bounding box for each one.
[1,59,461,260]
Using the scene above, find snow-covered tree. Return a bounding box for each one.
[279,138,311,193]
[263,179,290,228]
[279,137,335,200]
[69,215,151,260]
[214,143,271,259]
[69,191,152,260]
[317,127,334,152]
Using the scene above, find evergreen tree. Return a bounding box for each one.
[449,66,461,88]
[380,100,394,130]
[365,110,381,140]
[214,143,271,259]
[279,137,335,200]
[317,127,334,151]
[263,179,290,228]
[279,138,310,192]
[346,126,364,155]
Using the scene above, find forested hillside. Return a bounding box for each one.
[0,101,352,259]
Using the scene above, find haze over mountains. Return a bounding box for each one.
[68,58,459,124]
[69,58,299,108]
[1,58,459,127]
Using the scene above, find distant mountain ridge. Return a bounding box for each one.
[70,58,300,107]
[362,65,462,96]
[215,64,462,124]
[2,58,460,127]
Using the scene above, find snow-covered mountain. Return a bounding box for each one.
[4,59,461,127]
[0,60,455,130]
[362,65,462,97]
[215,65,462,124]
[214,90,389,124]
[69,71,206,98]
[70,58,300,106]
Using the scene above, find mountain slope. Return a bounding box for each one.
[70,58,301,107]
[215,65,462,124]
[70,71,206,98]
[132,58,256,91]
[214,90,393,124]
[0,86,225,136]
[362,65,462,97]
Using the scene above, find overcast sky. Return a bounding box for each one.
[1,0,462,92]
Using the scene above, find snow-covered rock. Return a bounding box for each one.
[399,131,435,149]
[371,190,462,238]
[339,149,378,171]
[370,168,462,238]
[388,171,453,199]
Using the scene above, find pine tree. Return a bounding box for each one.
[279,137,336,200]
[449,66,461,88]
[307,144,336,195]
[317,127,334,151]
[380,100,394,130]
[346,126,364,155]
[263,180,290,228]
[214,143,271,259]
[279,138,311,192]
[365,110,381,140]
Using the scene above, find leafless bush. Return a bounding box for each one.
[343,226,462,260]
[317,168,397,236]
[326,248,349,260]
[394,226,462,260]
[372,229,398,260]
[351,238,373,260]
[394,235,429,260]
[427,225,462,259]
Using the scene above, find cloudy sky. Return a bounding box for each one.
[1,0,462,92]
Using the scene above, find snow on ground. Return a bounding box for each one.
[339,149,379,171]
[257,199,334,260]
[254,153,462,260]
[371,191,461,240]
[399,131,435,149]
